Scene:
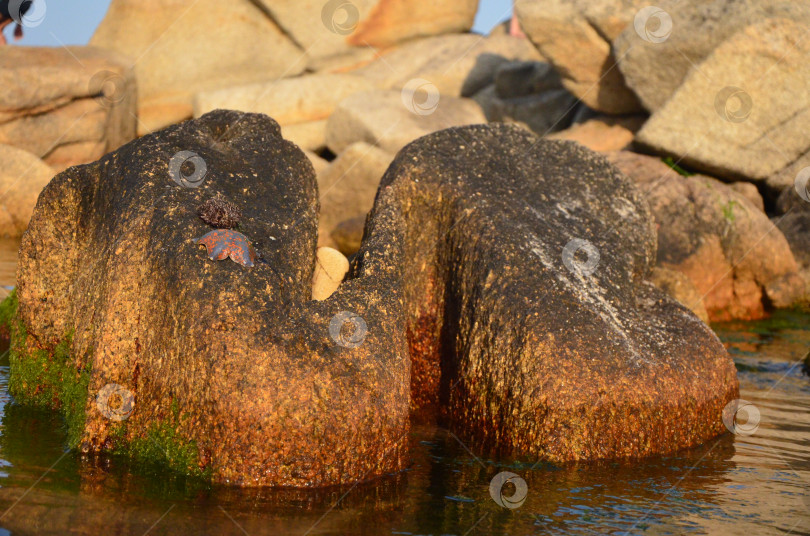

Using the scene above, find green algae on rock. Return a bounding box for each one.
[0,290,90,447]
[10,110,739,487]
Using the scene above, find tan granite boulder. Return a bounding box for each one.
[193,73,376,126]
[635,19,810,188]
[317,142,392,249]
[0,144,55,237]
[514,0,646,114]
[0,46,136,171]
[326,90,486,154]
[614,0,810,112]
[90,0,305,135]
[256,0,478,63]
[352,33,543,98]
[548,115,644,152]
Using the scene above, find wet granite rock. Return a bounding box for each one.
[9,112,738,486]
[13,110,409,487]
[366,125,738,459]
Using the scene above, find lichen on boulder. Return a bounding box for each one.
[7,110,739,487]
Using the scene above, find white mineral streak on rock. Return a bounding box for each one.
[527,228,645,365]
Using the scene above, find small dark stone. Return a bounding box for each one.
[197,195,242,229]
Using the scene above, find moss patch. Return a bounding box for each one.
[121,399,211,479]
[0,289,16,338]
[662,156,695,177]
[1,292,210,480]
[721,200,741,224]
[0,290,90,447]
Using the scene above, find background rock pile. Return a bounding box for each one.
[0,0,808,321]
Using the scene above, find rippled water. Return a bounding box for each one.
[0,238,807,536]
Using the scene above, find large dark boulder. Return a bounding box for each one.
[7,110,738,487]
[12,110,410,487]
[369,126,738,460]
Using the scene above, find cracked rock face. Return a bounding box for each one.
[13,111,738,487]
[614,0,810,113]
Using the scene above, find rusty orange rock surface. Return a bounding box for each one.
[12,112,738,487]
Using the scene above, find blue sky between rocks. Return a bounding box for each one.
[5,0,511,46]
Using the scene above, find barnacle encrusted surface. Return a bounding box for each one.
[197,196,241,229]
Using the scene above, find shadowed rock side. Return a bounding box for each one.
[10,111,738,487]
[357,125,738,462]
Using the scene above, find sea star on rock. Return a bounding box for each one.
[196,229,256,267]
